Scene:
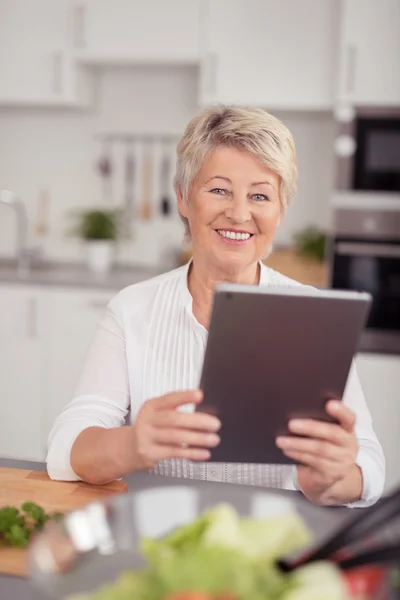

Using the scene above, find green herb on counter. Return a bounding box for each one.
[69,209,121,241]
[0,502,63,548]
[294,227,327,263]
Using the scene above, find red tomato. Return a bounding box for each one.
[343,567,387,598]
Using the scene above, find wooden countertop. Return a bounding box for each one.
[263,249,328,288]
[179,248,328,289]
[0,468,128,577]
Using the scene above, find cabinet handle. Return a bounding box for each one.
[336,242,400,258]
[207,53,217,97]
[73,3,86,49]
[52,52,63,95]
[345,44,357,95]
[27,297,38,340]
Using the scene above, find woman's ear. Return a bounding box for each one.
[177,187,188,218]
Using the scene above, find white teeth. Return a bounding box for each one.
[217,230,251,241]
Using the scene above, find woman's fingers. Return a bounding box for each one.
[287,403,356,446]
[287,418,349,446]
[281,449,331,474]
[150,389,203,410]
[325,400,356,432]
[276,435,347,462]
[153,409,221,432]
[153,428,220,449]
[157,446,212,462]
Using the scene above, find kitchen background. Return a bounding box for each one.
[0,0,399,493]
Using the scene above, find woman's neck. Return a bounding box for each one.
[188,258,260,329]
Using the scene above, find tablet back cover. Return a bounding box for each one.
[198,286,370,464]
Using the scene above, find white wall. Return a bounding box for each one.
[0,66,335,267]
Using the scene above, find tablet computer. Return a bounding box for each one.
[197,285,371,464]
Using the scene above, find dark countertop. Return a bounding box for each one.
[0,457,352,600]
[0,259,163,291]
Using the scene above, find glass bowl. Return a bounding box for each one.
[28,483,342,599]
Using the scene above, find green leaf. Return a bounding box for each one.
[22,501,48,526]
[4,524,29,548]
[0,506,25,533]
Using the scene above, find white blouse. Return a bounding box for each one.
[47,262,385,507]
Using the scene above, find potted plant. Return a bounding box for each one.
[72,209,120,274]
[293,226,327,263]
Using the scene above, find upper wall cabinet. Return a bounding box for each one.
[72,0,201,64]
[0,0,92,106]
[199,0,339,109]
[337,0,400,106]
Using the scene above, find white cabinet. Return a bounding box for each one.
[200,0,338,109]
[0,0,92,106]
[356,353,400,493]
[337,0,400,106]
[0,287,43,460]
[74,0,201,64]
[40,288,114,447]
[0,284,114,461]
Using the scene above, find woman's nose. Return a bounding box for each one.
[224,196,251,224]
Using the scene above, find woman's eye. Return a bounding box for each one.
[252,193,268,201]
[210,188,227,195]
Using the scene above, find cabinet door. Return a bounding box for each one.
[0,0,69,104]
[337,0,400,106]
[41,289,114,447]
[75,0,201,63]
[200,0,338,108]
[356,353,400,493]
[0,287,43,461]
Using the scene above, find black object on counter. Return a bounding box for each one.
[279,485,400,573]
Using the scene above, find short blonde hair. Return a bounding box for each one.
[175,105,298,234]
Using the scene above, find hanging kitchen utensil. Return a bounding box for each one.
[123,140,135,235]
[96,138,113,204]
[159,150,172,217]
[35,188,50,237]
[140,143,153,221]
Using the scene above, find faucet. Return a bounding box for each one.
[0,189,33,275]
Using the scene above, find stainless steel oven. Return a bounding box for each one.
[329,210,400,354]
[335,107,400,193]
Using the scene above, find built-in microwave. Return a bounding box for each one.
[329,209,400,355]
[335,107,400,193]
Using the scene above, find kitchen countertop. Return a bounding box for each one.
[0,457,350,600]
[0,259,163,291]
[0,249,328,292]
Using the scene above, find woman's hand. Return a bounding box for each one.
[132,390,221,470]
[276,400,362,505]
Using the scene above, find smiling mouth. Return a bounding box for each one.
[216,229,254,241]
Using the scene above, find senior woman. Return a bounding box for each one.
[47,105,385,507]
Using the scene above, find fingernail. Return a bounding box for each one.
[328,400,341,411]
[193,390,203,401]
[276,436,289,448]
[289,419,304,432]
[210,418,221,431]
[208,434,220,447]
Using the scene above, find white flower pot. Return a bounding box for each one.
[86,240,115,274]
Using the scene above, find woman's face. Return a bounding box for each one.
[178,145,283,274]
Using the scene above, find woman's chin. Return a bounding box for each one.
[210,249,258,273]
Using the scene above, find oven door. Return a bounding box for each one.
[331,240,400,354]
